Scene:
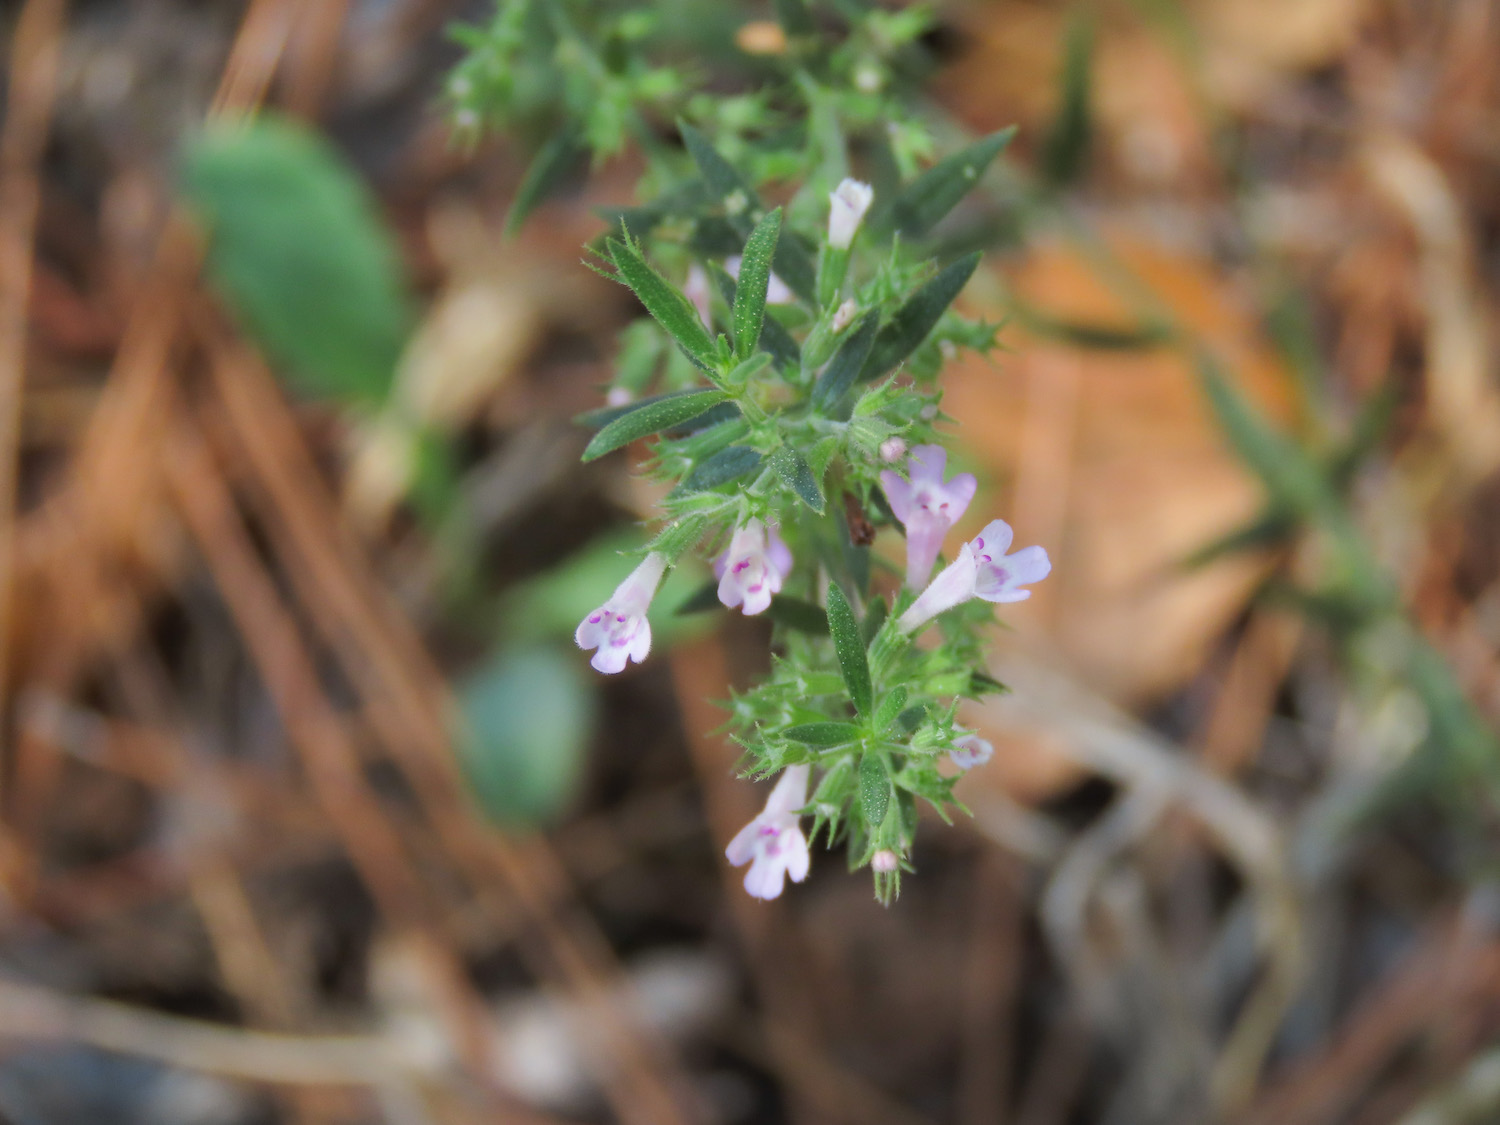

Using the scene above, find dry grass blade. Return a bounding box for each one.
[0,0,69,760]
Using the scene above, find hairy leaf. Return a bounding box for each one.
[582,388,727,461]
[826,583,873,717]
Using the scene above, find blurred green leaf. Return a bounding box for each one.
[766,595,830,634]
[182,115,414,405]
[458,645,595,827]
[507,124,587,233]
[862,253,981,382]
[1042,12,1094,187]
[891,127,1015,238]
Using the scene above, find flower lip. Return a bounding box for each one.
[575,552,668,674]
[726,765,812,900]
[880,444,977,588]
[715,519,793,617]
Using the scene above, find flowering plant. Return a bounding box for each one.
[451,0,1047,902]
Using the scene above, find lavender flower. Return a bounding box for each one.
[726,765,812,900]
[714,519,792,616]
[880,444,978,587]
[574,553,668,674]
[896,519,1051,633]
[827,179,874,250]
[949,732,994,771]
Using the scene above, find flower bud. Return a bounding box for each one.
[827,179,874,250]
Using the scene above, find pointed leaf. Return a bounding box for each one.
[826,583,873,717]
[859,752,890,827]
[1042,14,1094,187]
[784,722,862,746]
[873,686,909,732]
[680,122,757,206]
[607,237,718,373]
[891,127,1016,238]
[582,388,727,461]
[812,312,879,408]
[769,446,825,513]
[733,208,783,360]
[712,264,801,371]
[679,444,763,491]
[861,253,981,382]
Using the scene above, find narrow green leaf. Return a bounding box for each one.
[507,126,586,234]
[859,752,890,827]
[812,312,879,408]
[873,686,909,732]
[861,253,981,382]
[969,671,1009,697]
[679,444,763,491]
[733,208,783,360]
[712,265,802,371]
[575,387,705,430]
[826,583,873,717]
[785,722,862,746]
[769,446,825,513]
[891,127,1016,238]
[582,388,727,461]
[607,237,718,373]
[765,596,830,634]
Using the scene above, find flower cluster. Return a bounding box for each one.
[457,2,1042,903]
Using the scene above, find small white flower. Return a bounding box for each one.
[831,298,858,333]
[726,765,812,900]
[827,179,874,250]
[714,519,793,616]
[725,255,793,305]
[575,553,668,674]
[605,387,634,407]
[949,732,994,771]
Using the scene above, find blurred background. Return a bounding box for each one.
[3,0,1500,1122]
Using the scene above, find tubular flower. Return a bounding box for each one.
[896,519,1051,633]
[714,519,792,616]
[574,553,668,674]
[880,444,978,587]
[827,178,874,250]
[726,765,812,900]
[949,732,994,771]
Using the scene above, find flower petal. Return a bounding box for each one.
[945,472,978,515]
[743,853,786,900]
[725,818,763,866]
[904,510,948,588]
[907,444,948,486]
[1004,545,1052,586]
[782,826,810,883]
[574,610,606,649]
[628,618,652,663]
[590,645,631,674]
[879,470,914,523]
[969,519,1014,558]
[764,764,810,819]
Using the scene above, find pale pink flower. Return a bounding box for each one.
[896,519,1050,633]
[949,732,994,771]
[828,179,874,250]
[880,445,978,587]
[726,765,812,900]
[871,849,899,873]
[879,437,908,463]
[714,519,792,616]
[725,255,793,305]
[575,553,668,674]
[684,264,713,329]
